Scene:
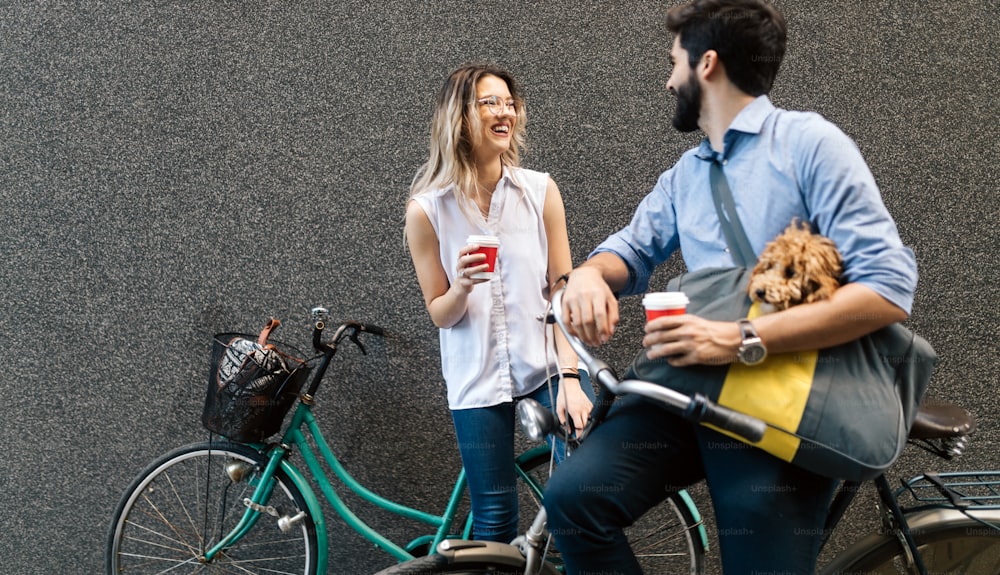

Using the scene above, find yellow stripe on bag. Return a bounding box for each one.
[707,303,818,461]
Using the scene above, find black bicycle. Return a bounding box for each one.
[375,288,1000,574]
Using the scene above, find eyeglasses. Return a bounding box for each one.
[477,95,518,115]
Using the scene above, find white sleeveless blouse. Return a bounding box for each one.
[412,167,557,409]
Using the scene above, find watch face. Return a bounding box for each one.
[740,344,766,365]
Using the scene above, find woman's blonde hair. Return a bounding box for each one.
[409,64,527,222]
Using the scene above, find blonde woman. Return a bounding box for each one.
[405,64,593,543]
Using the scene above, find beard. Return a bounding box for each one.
[671,74,702,133]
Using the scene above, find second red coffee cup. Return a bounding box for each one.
[642,291,689,321]
[467,235,500,279]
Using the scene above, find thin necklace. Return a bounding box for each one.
[475,182,494,218]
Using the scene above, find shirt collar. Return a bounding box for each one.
[695,95,775,161]
[500,164,523,192]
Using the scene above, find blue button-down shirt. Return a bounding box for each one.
[594,96,917,313]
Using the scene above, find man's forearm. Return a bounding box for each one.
[575,251,631,293]
[753,283,908,354]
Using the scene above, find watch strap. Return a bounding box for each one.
[738,318,758,340]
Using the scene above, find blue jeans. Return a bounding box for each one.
[451,372,595,543]
[544,394,839,575]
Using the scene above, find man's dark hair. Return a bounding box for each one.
[666,0,787,96]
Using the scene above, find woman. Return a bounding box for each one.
[405,64,593,543]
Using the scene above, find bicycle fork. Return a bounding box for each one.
[242,497,309,531]
[201,448,292,563]
[512,508,551,575]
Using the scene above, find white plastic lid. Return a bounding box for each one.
[467,234,500,246]
[642,291,689,309]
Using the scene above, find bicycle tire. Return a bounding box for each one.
[106,441,318,574]
[822,512,1000,574]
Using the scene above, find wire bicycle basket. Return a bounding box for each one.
[201,320,311,443]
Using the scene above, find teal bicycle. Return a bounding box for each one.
[105,307,708,574]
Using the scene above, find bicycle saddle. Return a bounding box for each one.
[909,401,975,440]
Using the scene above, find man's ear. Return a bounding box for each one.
[700,49,723,80]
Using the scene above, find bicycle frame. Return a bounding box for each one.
[196,312,711,573]
[200,393,555,572]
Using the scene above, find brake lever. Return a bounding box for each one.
[564,419,582,453]
[349,330,368,355]
[536,311,556,325]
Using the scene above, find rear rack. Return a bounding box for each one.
[898,471,1000,512]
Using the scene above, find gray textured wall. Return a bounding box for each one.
[2,1,998,574]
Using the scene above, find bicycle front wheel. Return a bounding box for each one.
[825,513,1000,574]
[106,441,318,574]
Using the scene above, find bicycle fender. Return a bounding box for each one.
[437,540,561,575]
[819,507,1000,575]
[901,506,1000,533]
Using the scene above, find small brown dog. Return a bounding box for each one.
[748,219,843,313]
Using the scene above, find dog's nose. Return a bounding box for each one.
[755,289,767,300]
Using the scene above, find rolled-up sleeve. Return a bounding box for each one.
[797,118,918,314]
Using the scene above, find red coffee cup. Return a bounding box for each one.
[467,235,500,279]
[642,292,689,321]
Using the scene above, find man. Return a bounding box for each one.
[544,0,917,573]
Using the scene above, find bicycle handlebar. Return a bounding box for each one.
[310,306,385,353]
[336,321,385,338]
[549,289,766,444]
[302,308,386,398]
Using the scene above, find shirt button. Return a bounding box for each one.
[722,159,728,165]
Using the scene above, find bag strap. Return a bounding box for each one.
[709,160,757,267]
[258,318,281,346]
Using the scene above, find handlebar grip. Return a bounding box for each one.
[358,323,385,337]
[694,396,767,443]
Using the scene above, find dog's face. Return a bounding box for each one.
[748,222,843,311]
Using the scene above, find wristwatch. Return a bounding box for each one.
[737,319,767,366]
